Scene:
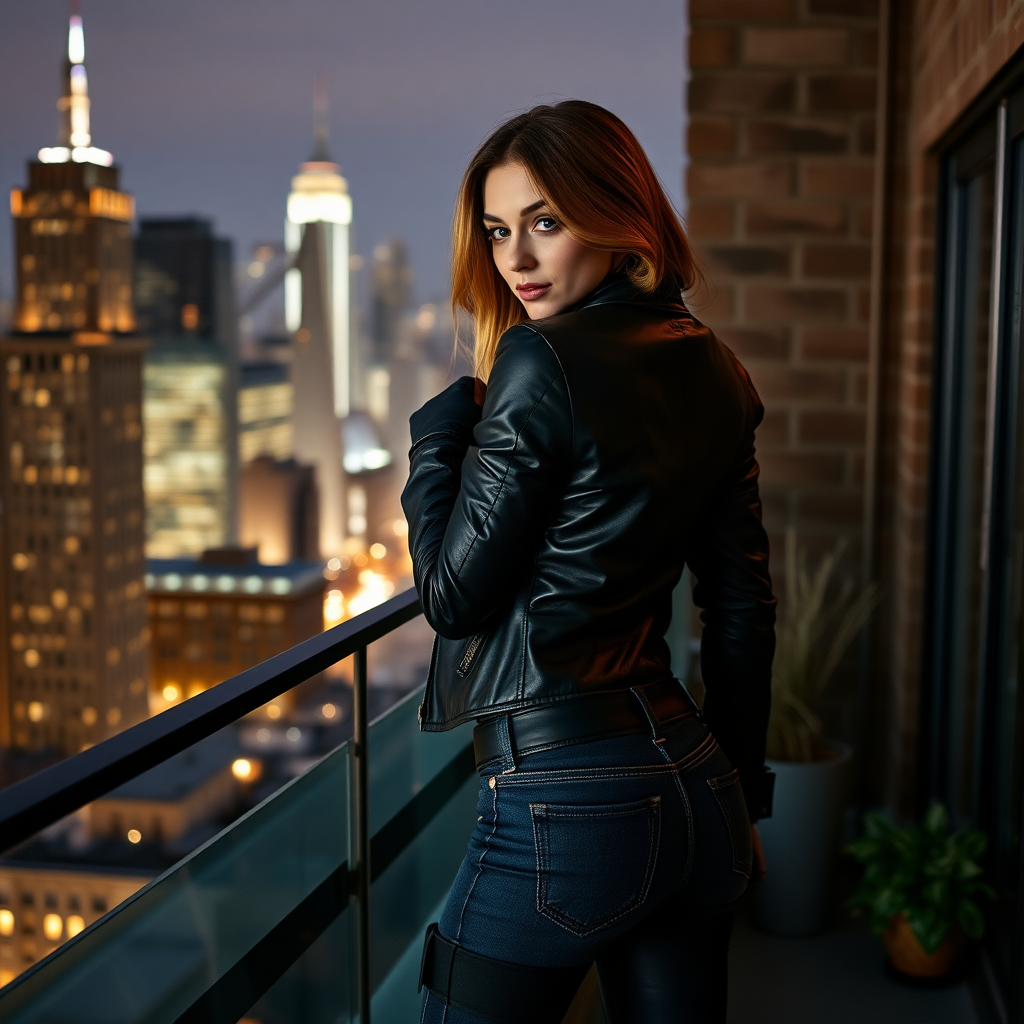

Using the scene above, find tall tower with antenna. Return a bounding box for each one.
[285,82,356,558]
[0,5,149,753]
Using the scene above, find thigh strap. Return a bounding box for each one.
[418,923,588,1024]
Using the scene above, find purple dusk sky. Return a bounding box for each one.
[1,0,687,314]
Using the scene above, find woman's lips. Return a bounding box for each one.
[516,282,551,301]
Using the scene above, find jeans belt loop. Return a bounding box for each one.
[495,714,517,774]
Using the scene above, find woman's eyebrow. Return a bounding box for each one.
[481,199,549,223]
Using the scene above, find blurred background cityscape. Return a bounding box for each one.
[0,0,685,984]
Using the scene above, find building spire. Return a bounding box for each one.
[39,1,112,166]
[310,76,333,164]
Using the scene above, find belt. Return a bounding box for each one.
[472,677,699,770]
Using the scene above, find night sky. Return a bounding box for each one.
[1,0,686,318]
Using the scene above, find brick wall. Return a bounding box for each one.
[875,0,1024,808]
[687,0,879,572]
[687,0,1024,809]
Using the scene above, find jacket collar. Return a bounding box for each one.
[570,266,687,314]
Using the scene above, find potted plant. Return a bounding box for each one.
[846,804,993,980]
[751,529,881,935]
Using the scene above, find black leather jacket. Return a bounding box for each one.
[401,272,775,808]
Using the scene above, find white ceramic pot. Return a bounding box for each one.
[750,741,853,935]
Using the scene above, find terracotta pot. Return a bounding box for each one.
[884,914,962,978]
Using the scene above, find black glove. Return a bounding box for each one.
[410,376,484,447]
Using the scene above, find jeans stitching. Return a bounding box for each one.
[444,781,499,1021]
[708,771,750,877]
[492,737,720,786]
[530,797,661,937]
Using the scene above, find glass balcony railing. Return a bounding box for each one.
[0,590,478,1024]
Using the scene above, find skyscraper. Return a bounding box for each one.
[0,8,149,753]
[134,217,239,557]
[285,86,355,558]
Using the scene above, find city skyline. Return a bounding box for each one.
[0,0,686,313]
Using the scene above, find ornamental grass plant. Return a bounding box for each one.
[766,529,882,762]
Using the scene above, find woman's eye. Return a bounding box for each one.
[485,226,510,241]
[534,217,558,232]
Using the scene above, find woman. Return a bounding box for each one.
[402,100,775,1024]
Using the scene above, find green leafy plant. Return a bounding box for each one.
[766,529,882,761]
[846,804,994,954]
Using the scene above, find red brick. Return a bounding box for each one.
[757,451,846,484]
[797,492,865,523]
[690,283,734,323]
[799,410,867,443]
[715,326,790,360]
[686,202,735,238]
[689,160,792,198]
[690,28,737,67]
[803,159,875,196]
[808,0,879,16]
[802,243,872,278]
[746,201,848,235]
[856,202,874,238]
[689,74,796,113]
[746,118,849,153]
[746,285,848,320]
[808,75,878,111]
[861,29,880,66]
[689,118,736,155]
[757,408,790,443]
[690,0,794,16]
[749,366,846,401]
[801,326,869,360]
[743,28,851,66]
[706,245,790,276]
[858,117,876,155]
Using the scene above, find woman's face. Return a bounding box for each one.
[483,161,615,319]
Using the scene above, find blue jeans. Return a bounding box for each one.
[421,710,752,1023]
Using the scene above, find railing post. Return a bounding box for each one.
[353,645,371,1024]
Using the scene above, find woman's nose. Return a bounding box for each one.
[507,235,536,273]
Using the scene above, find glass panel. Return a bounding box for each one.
[0,680,478,1024]
[0,738,351,1024]
[987,135,1024,992]
[249,688,477,1023]
[941,164,996,824]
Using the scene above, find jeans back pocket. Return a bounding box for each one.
[708,770,752,877]
[530,796,661,937]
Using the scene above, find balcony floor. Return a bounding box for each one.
[564,911,979,1024]
[727,913,978,1024]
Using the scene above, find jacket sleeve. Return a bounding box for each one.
[687,395,777,821]
[401,325,572,639]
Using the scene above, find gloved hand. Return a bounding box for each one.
[410,376,485,447]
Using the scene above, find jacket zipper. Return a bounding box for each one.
[457,632,486,677]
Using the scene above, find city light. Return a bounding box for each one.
[321,703,337,719]
[0,910,13,937]
[369,543,386,560]
[162,684,180,702]
[27,700,44,721]
[43,914,63,941]
[266,704,282,720]
[127,829,142,844]
[232,758,253,780]
[66,915,85,938]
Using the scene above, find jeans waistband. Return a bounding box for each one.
[472,678,699,771]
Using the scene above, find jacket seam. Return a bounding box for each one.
[452,370,563,578]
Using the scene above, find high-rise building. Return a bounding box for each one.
[370,240,412,365]
[134,218,239,558]
[0,8,149,754]
[285,87,355,558]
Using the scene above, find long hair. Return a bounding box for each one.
[451,100,699,380]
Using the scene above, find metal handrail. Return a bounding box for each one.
[0,586,422,854]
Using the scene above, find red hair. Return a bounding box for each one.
[451,100,699,378]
